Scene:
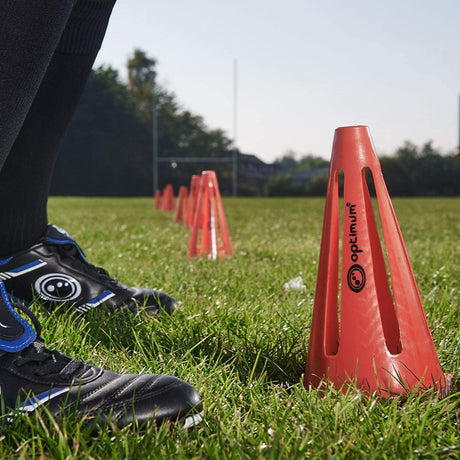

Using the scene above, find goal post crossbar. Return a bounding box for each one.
[156,157,233,163]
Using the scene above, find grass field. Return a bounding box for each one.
[1,196,459,459]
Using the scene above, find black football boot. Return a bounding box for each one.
[0,225,177,315]
[0,281,202,428]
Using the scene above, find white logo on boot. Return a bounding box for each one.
[35,274,82,301]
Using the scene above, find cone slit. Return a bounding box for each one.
[337,170,345,339]
[362,167,401,355]
[322,168,340,357]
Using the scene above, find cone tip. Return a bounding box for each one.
[335,125,369,134]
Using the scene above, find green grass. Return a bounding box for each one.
[1,197,459,459]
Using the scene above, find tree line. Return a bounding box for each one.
[51,49,234,196]
[51,49,460,197]
[267,143,460,197]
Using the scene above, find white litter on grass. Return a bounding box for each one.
[283,276,306,292]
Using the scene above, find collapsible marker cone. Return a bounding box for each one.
[161,184,175,211]
[305,126,449,397]
[185,175,201,228]
[173,186,188,223]
[188,171,233,259]
[154,190,162,209]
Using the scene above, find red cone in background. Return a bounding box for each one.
[304,126,449,397]
[161,184,175,211]
[185,175,200,228]
[173,186,188,223]
[154,190,162,209]
[188,171,233,259]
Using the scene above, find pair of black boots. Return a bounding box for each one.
[0,225,202,429]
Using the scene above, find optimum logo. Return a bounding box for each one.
[347,264,366,292]
[35,273,82,301]
[346,202,366,293]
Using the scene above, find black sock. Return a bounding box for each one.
[0,0,116,256]
[0,0,74,165]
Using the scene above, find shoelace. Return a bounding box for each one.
[53,243,119,286]
[11,302,85,378]
[13,343,70,376]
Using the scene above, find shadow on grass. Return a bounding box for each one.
[68,307,309,386]
[32,300,307,386]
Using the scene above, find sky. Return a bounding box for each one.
[95,0,460,163]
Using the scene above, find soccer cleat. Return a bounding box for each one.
[0,225,177,315]
[0,282,202,428]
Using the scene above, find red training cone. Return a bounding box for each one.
[173,186,188,223]
[304,125,449,397]
[185,175,201,228]
[188,171,233,259]
[154,190,162,209]
[161,184,175,211]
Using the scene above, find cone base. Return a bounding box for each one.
[305,372,452,398]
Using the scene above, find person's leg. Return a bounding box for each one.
[0,0,177,315]
[0,0,74,164]
[0,0,115,254]
[0,3,202,425]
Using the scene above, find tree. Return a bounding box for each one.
[52,48,238,196]
[380,141,460,196]
[127,49,156,125]
[275,150,298,171]
[297,154,329,171]
[51,65,152,196]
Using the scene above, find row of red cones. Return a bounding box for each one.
[153,127,451,400]
[154,170,233,260]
